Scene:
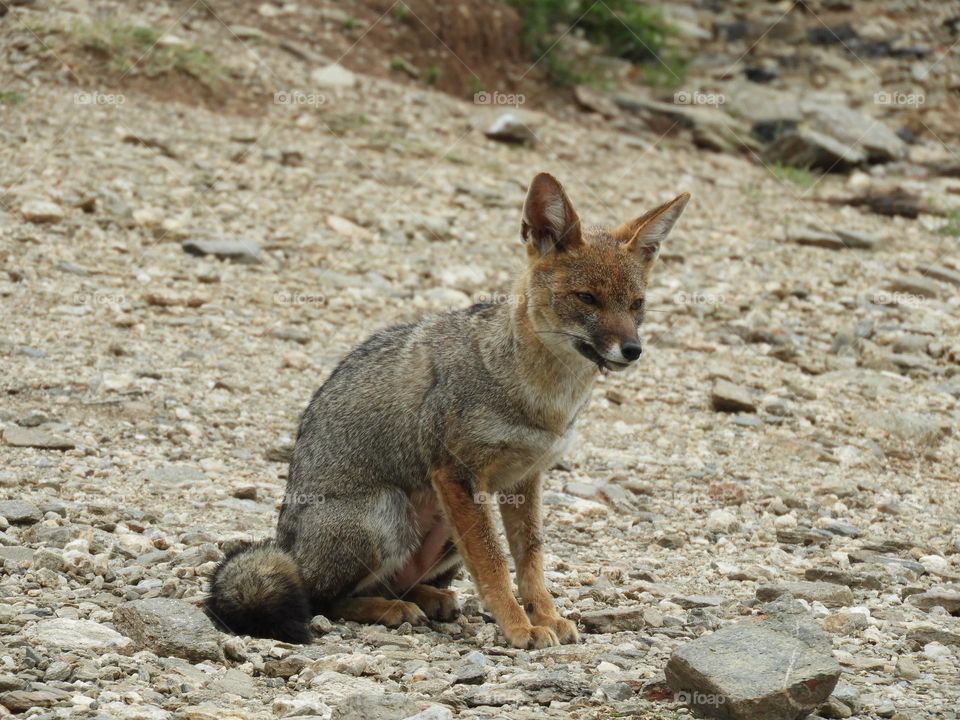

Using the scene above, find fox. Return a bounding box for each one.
[205,173,689,648]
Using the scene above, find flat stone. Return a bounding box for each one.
[848,550,925,574]
[833,228,881,249]
[3,425,76,450]
[1,690,67,712]
[581,606,647,633]
[757,581,854,607]
[0,546,35,563]
[790,227,848,250]
[0,499,42,525]
[801,100,907,162]
[821,611,869,635]
[884,275,940,299]
[143,464,206,487]
[26,618,134,653]
[820,520,861,538]
[113,598,223,662]
[463,686,529,707]
[766,126,867,169]
[673,595,724,609]
[21,200,64,223]
[917,264,960,287]
[777,527,832,545]
[311,63,356,89]
[908,591,960,615]
[906,625,960,649]
[182,238,262,264]
[711,380,757,413]
[484,112,536,145]
[666,597,840,720]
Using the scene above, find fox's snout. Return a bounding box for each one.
[586,333,642,370]
[620,340,642,361]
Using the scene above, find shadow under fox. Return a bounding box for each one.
[206,173,689,648]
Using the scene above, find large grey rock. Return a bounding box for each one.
[885,274,940,299]
[765,126,867,169]
[756,581,854,607]
[908,591,960,615]
[711,381,757,413]
[26,618,134,653]
[182,238,262,264]
[3,426,76,450]
[666,597,840,719]
[332,693,427,720]
[724,81,803,131]
[580,606,647,633]
[311,63,356,89]
[113,598,222,662]
[143,464,206,488]
[21,200,64,224]
[484,112,536,145]
[801,100,907,162]
[1,689,68,712]
[0,499,42,525]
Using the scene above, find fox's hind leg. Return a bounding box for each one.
[277,489,419,612]
[404,584,459,621]
[327,597,427,627]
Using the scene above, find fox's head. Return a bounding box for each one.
[520,172,689,372]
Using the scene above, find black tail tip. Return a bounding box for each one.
[204,542,313,643]
[204,592,313,643]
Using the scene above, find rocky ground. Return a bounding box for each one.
[1,1,959,719]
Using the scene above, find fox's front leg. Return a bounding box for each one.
[499,476,579,644]
[431,464,560,649]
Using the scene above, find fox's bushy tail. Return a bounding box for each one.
[204,542,312,643]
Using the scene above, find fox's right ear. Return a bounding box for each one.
[521,173,583,256]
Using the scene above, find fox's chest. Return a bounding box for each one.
[486,426,577,492]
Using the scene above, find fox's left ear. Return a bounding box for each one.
[521,172,583,255]
[616,192,690,261]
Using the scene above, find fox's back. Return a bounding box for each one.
[286,303,518,497]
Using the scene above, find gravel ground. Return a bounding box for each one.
[1,2,959,719]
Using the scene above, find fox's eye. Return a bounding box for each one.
[631,297,645,311]
[575,292,597,305]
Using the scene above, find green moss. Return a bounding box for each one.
[509,0,685,87]
[69,21,220,87]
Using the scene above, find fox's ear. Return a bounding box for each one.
[617,193,690,261]
[521,172,583,255]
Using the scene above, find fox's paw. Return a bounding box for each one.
[381,600,428,628]
[503,623,560,649]
[536,615,579,644]
[408,586,459,622]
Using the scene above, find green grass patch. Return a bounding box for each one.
[69,21,220,87]
[509,0,685,87]
[937,210,960,237]
[0,90,26,106]
[770,161,817,189]
[424,65,442,86]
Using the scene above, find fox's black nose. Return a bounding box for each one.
[621,341,642,362]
